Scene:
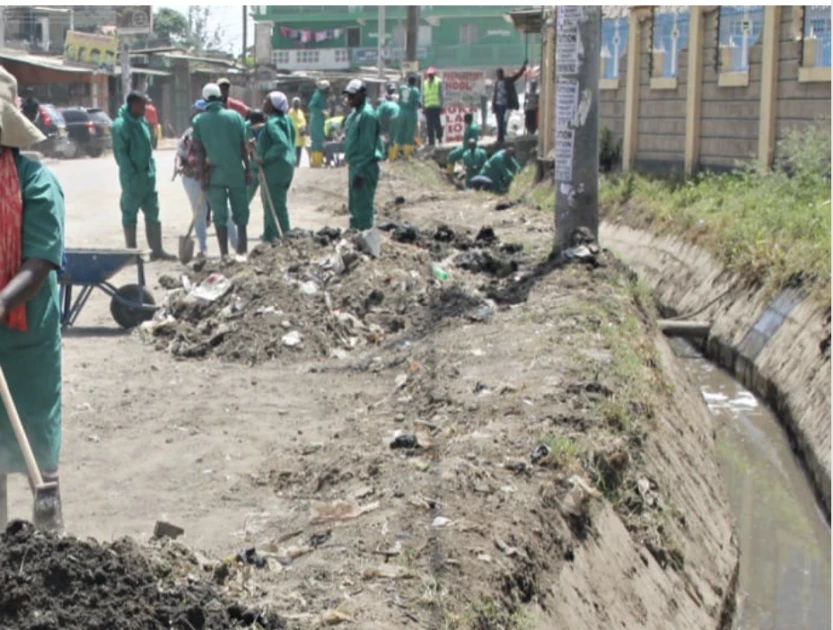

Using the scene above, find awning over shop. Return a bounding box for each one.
[0,49,94,74]
[112,67,172,77]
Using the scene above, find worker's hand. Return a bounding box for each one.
[245,169,253,186]
[353,174,364,190]
[0,300,6,322]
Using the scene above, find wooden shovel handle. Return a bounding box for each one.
[0,363,44,488]
[184,191,206,240]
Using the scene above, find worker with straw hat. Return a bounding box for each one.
[0,66,66,532]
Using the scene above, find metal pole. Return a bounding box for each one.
[553,6,601,256]
[0,7,6,49]
[377,5,385,79]
[405,6,419,63]
[242,5,248,62]
[120,38,131,102]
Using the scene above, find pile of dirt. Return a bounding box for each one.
[142,224,527,364]
[0,520,288,630]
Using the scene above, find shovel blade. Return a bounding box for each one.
[178,235,195,264]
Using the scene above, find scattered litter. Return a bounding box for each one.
[494,537,518,557]
[356,227,382,258]
[153,520,184,540]
[320,610,353,625]
[394,374,409,389]
[299,280,319,295]
[234,547,268,569]
[282,330,303,347]
[310,499,380,524]
[432,265,449,282]
[390,433,419,450]
[432,516,452,528]
[189,273,232,302]
[363,564,413,580]
[531,443,551,464]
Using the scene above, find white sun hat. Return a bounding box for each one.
[0,67,45,148]
[202,82,222,100]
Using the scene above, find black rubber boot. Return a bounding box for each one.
[123,224,138,249]
[146,222,177,261]
[216,226,229,259]
[236,224,248,255]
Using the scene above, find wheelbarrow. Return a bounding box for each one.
[59,249,157,329]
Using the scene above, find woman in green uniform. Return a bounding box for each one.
[256,91,296,242]
[396,75,420,159]
[245,110,267,204]
[308,80,330,168]
[0,67,65,531]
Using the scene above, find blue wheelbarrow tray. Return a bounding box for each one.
[60,248,158,329]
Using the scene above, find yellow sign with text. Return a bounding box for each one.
[64,31,118,69]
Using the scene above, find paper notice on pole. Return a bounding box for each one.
[555,80,579,131]
[557,6,585,30]
[554,128,575,182]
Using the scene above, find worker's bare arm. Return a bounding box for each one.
[0,258,55,320]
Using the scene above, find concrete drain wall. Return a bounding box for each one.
[600,222,831,518]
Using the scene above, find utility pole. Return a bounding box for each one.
[377,5,385,79]
[405,6,419,63]
[553,6,601,256]
[120,38,131,102]
[0,7,6,49]
[242,5,248,62]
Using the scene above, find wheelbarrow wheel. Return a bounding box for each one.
[110,284,156,329]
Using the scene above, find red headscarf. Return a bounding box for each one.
[0,148,26,332]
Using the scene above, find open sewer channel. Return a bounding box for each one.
[670,339,830,629]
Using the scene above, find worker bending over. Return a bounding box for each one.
[256,91,296,242]
[112,91,176,260]
[471,146,521,194]
[397,75,420,159]
[192,82,251,257]
[308,80,330,168]
[446,137,488,188]
[376,83,400,160]
[343,80,384,230]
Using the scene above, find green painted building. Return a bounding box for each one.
[252,6,539,71]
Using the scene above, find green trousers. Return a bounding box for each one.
[260,167,293,243]
[348,162,379,231]
[206,185,249,227]
[120,175,160,226]
[310,115,326,151]
[246,175,260,205]
[397,112,416,146]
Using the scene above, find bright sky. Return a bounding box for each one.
[154,5,255,55]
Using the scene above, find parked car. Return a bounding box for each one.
[58,106,113,158]
[32,104,74,158]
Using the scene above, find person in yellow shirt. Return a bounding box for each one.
[288,97,307,166]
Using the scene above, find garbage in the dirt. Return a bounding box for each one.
[390,433,419,449]
[432,265,450,282]
[494,537,519,557]
[432,516,452,528]
[282,330,303,347]
[531,443,551,464]
[299,280,319,295]
[234,547,268,569]
[563,227,601,264]
[153,520,184,540]
[310,499,380,524]
[320,610,354,625]
[356,227,382,258]
[190,273,232,301]
[394,373,409,389]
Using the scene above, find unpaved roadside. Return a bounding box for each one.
[5,155,738,629]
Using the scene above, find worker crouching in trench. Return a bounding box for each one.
[255,91,296,243]
[0,66,65,532]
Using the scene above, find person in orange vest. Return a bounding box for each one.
[422,67,444,147]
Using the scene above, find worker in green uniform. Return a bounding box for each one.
[255,91,296,243]
[463,112,480,146]
[343,79,383,230]
[0,65,65,531]
[396,75,420,159]
[192,82,252,257]
[244,110,267,205]
[112,91,175,260]
[471,145,521,194]
[308,80,330,168]
[376,82,400,160]
[446,137,488,188]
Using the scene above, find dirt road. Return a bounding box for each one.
[4,153,738,629]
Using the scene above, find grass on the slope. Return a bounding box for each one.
[601,125,831,300]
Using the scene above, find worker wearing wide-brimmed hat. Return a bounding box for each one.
[308,79,330,168]
[0,66,66,532]
[343,79,383,230]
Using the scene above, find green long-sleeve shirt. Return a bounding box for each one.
[344,101,383,174]
[479,149,521,194]
[448,145,488,185]
[112,104,155,182]
[463,122,480,146]
[398,85,421,115]
[257,113,296,170]
[309,89,328,120]
[376,100,400,128]
[192,101,248,187]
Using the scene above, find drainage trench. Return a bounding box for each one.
[670,338,830,629]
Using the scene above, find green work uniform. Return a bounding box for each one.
[397,85,420,146]
[256,113,296,242]
[344,101,384,230]
[112,104,158,227]
[479,149,522,194]
[309,88,328,152]
[376,99,400,153]
[463,122,480,146]
[0,151,64,476]
[245,121,265,204]
[448,145,488,187]
[192,101,249,228]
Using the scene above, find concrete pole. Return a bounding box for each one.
[553,6,601,256]
[242,5,248,62]
[405,6,419,63]
[120,38,131,102]
[378,5,386,79]
[0,7,6,49]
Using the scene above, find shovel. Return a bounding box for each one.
[258,169,284,240]
[178,191,205,264]
[0,363,61,531]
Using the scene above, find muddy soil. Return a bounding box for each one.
[0,520,289,630]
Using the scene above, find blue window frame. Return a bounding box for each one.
[804,6,832,68]
[652,8,690,78]
[718,6,764,72]
[601,16,628,80]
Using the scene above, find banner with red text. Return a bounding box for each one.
[441,104,482,144]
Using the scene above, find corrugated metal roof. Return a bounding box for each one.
[112,67,172,77]
[0,50,93,74]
